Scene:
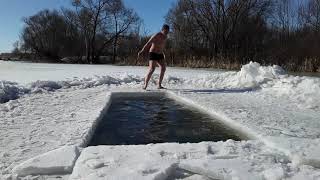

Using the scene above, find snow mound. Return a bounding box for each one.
[12,145,80,177]
[184,61,286,89]
[182,62,320,109]
[0,81,29,103]
[236,62,286,88]
[30,80,63,93]
[64,76,120,88]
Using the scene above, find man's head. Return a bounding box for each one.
[161,24,170,35]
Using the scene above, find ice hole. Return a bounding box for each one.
[88,92,248,146]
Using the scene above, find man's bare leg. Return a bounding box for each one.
[157,60,166,89]
[143,60,156,89]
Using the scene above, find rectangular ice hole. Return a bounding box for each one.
[88,92,247,146]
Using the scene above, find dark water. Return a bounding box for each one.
[88,96,242,146]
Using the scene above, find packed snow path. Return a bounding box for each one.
[1,61,320,179]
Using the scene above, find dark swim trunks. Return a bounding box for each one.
[149,52,164,61]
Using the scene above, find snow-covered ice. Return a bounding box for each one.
[0,85,112,179]
[70,141,318,180]
[1,60,320,179]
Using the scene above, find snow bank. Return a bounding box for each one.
[0,75,143,103]
[183,61,286,89]
[1,62,319,109]
[12,145,79,178]
[182,62,320,109]
[0,81,29,103]
[234,62,320,110]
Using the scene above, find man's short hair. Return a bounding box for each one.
[162,24,170,30]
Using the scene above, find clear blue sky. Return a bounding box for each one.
[0,0,176,53]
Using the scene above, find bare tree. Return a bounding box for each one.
[166,0,272,67]
[300,0,320,32]
[72,0,140,63]
[22,10,71,60]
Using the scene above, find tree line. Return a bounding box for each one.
[15,0,141,64]
[13,0,320,72]
[165,0,320,72]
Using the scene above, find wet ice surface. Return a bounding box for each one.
[89,96,242,146]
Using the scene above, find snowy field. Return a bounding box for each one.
[1,60,320,179]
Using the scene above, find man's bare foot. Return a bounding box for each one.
[143,85,147,90]
[157,86,166,89]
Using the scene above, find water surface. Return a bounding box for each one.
[89,96,242,145]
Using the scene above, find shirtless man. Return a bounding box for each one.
[138,24,169,90]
